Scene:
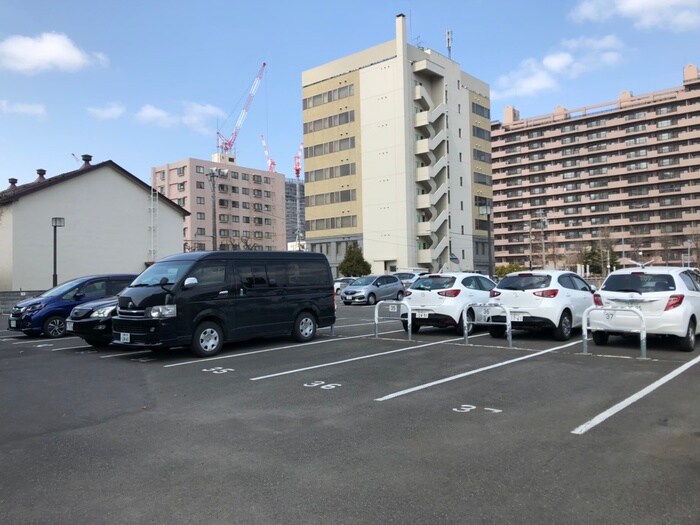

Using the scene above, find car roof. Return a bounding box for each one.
[606,266,691,276]
[504,270,573,277]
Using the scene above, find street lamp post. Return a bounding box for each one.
[208,168,228,251]
[535,209,547,269]
[51,217,65,287]
[479,198,494,278]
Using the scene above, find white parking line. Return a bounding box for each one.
[163,330,404,368]
[375,340,581,401]
[571,353,700,435]
[250,337,465,381]
[51,345,91,352]
[12,337,81,345]
[100,350,154,359]
[320,321,395,329]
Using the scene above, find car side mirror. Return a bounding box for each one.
[183,277,198,289]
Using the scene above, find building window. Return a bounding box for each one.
[177,183,185,192]
[196,181,205,189]
[196,212,205,220]
[177,197,186,207]
[196,196,205,205]
[196,165,205,174]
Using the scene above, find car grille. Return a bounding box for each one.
[112,318,149,334]
[117,307,146,318]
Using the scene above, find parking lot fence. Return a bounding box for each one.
[375,300,412,341]
[465,303,513,348]
[582,305,647,358]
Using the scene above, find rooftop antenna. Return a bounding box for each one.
[446,29,453,59]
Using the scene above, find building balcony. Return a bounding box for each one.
[412,59,446,78]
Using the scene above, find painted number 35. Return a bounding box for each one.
[304,380,342,389]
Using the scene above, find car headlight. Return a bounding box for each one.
[90,305,117,318]
[24,304,44,313]
[147,305,177,318]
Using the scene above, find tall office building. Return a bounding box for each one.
[302,14,492,276]
[285,178,305,246]
[491,64,700,270]
[152,154,286,252]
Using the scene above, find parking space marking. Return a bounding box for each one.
[320,321,395,329]
[50,345,92,352]
[249,338,464,381]
[375,340,581,401]
[12,337,81,345]
[163,330,404,368]
[100,350,153,359]
[571,353,700,435]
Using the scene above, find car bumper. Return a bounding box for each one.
[111,317,184,347]
[401,311,457,328]
[490,314,556,330]
[67,318,112,343]
[588,308,688,338]
[8,314,41,334]
[341,294,367,304]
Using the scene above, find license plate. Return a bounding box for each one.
[9,319,16,328]
[416,312,429,319]
[511,313,523,322]
[66,321,74,331]
[120,332,131,343]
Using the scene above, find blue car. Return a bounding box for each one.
[8,274,137,338]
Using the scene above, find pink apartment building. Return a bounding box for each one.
[152,154,286,252]
[491,64,700,271]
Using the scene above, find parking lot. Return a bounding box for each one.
[1,300,699,524]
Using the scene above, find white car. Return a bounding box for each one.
[333,277,356,295]
[590,266,700,352]
[401,273,496,335]
[487,270,595,341]
[392,270,429,289]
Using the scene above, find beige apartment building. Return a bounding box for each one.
[152,154,286,252]
[302,14,492,276]
[491,64,700,270]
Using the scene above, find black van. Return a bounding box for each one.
[112,251,335,357]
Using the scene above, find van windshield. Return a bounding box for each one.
[131,261,194,287]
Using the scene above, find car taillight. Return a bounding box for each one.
[664,294,684,311]
[404,290,413,297]
[490,290,501,298]
[533,289,558,298]
[593,293,604,307]
[438,289,460,298]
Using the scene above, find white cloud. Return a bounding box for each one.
[571,0,700,31]
[136,102,226,134]
[0,99,47,118]
[492,34,624,100]
[181,102,227,135]
[136,105,179,128]
[87,102,125,120]
[0,32,107,74]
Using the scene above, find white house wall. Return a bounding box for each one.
[0,206,13,290]
[7,166,184,290]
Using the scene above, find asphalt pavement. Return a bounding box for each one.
[1,305,699,524]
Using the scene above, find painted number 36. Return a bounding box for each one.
[304,380,342,389]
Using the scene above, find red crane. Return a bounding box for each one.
[293,143,303,178]
[260,134,276,173]
[217,62,267,155]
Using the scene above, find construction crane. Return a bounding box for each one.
[217,62,267,156]
[293,143,304,250]
[260,134,276,173]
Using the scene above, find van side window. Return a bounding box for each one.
[189,261,227,286]
[288,261,331,286]
[238,263,268,288]
[266,262,289,287]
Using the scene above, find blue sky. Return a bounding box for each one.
[2,0,699,185]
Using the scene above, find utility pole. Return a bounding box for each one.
[536,209,547,269]
[527,220,533,270]
[294,143,304,250]
[208,168,227,251]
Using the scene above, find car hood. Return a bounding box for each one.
[13,297,44,309]
[75,296,118,310]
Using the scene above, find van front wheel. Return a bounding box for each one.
[191,321,224,357]
[293,311,317,342]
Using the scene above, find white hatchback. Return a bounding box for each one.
[590,266,700,352]
[487,270,595,341]
[401,273,496,335]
